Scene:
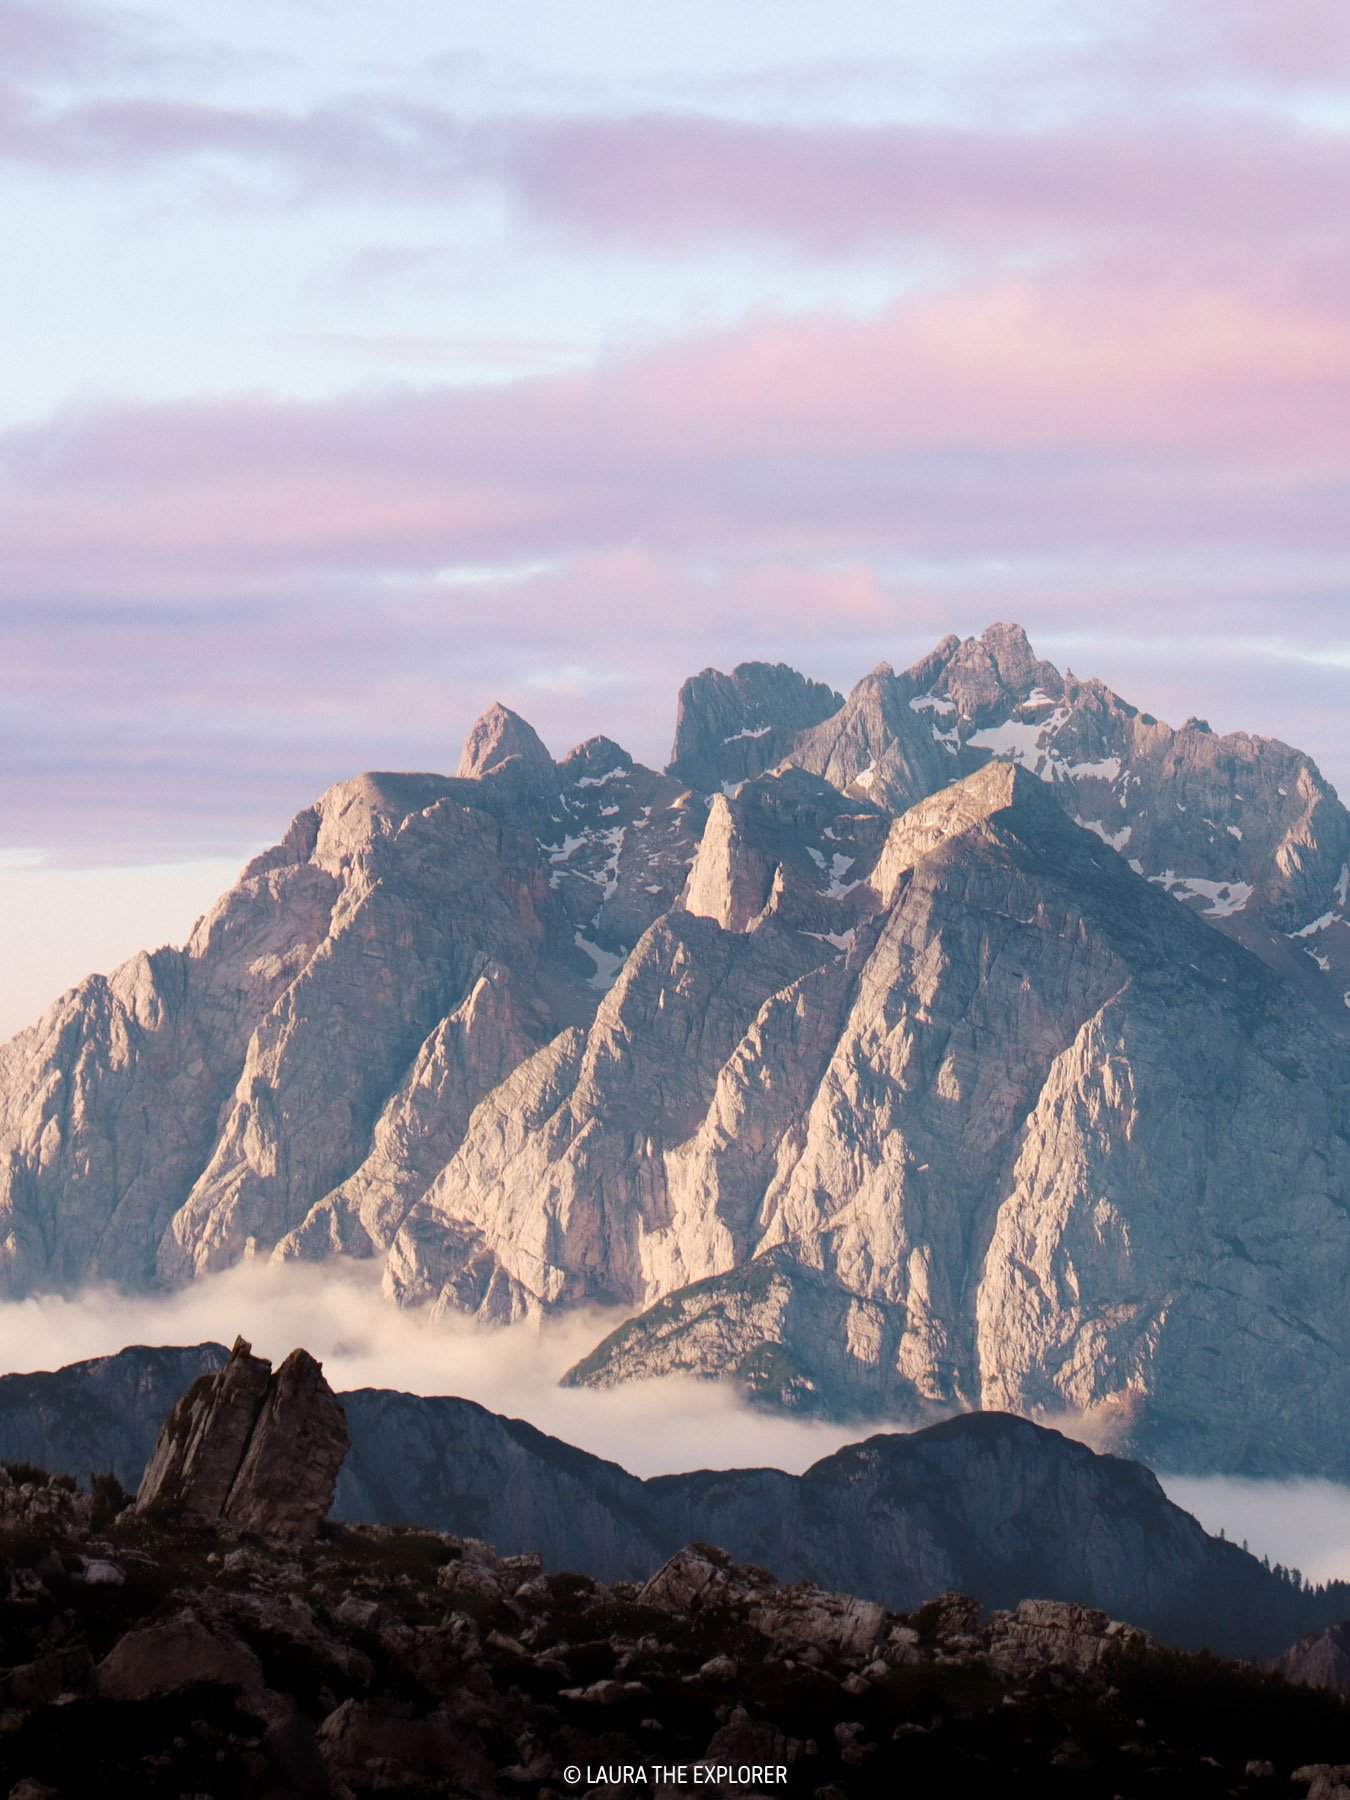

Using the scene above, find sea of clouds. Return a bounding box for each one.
[1,1258,1348,1584]
[0,1259,885,1480]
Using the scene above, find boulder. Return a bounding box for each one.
[748,1585,887,1661]
[97,1609,264,1700]
[988,1598,1148,1673]
[316,1695,494,1789]
[638,1543,776,1613]
[0,1647,96,1708]
[1293,1768,1350,1800]
[1275,1623,1350,1695]
[0,1463,90,1534]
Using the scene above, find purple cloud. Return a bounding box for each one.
[0,71,1343,295]
[0,0,138,78]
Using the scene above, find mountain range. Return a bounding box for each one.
[3,624,1350,1475]
[0,1340,1339,1660]
[8,1366,1349,1800]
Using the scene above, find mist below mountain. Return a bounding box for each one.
[0,1259,893,1481]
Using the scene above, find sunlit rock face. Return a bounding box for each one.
[2,625,1350,1477]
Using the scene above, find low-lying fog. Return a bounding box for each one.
[0,1259,881,1477]
[0,1258,1346,1584]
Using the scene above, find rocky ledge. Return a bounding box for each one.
[2,1467,1350,1797]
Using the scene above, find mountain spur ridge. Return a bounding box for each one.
[3,624,1350,1477]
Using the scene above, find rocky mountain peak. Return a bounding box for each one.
[5,626,1350,1479]
[926,622,1064,724]
[456,701,555,785]
[979,619,1043,686]
[681,794,776,932]
[867,761,1049,902]
[558,735,633,784]
[669,660,843,791]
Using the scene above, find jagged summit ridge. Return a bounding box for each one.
[3,624,1350,1477]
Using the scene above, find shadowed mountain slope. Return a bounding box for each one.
[0,1341,1344,1659]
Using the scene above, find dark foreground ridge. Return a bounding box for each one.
[5,1465,1350,1798]
[1,1344,1349,1661]
[4,1344,1350,1795]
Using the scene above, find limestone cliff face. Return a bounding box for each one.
[559,764,1350,1472]
[669,660,843,792]
[2,626,1350,1475]
[154,792,578,1285]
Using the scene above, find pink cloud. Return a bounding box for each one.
[1100,0,1350,87]
[1,267,1346,601]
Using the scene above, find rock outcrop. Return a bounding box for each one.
[455,699,555,788]
[136,1336,349,1541]
[669,660,844,792]
[1275,1623,1350,1695]
[3,625,1350,1475]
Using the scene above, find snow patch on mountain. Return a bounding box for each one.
[1150,871,1253,917]
[807,846,860,898]
[574,933,626,991]
[1078,819,1132,852]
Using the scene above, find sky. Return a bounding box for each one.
[2,0,1349,1035]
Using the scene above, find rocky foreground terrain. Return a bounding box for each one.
[4,625,1350,1475]
[10,1490,1350,1800]
[5,1344,1350,1798]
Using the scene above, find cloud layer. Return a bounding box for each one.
[6,277,1342,614]
[0,1260,903,1481]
